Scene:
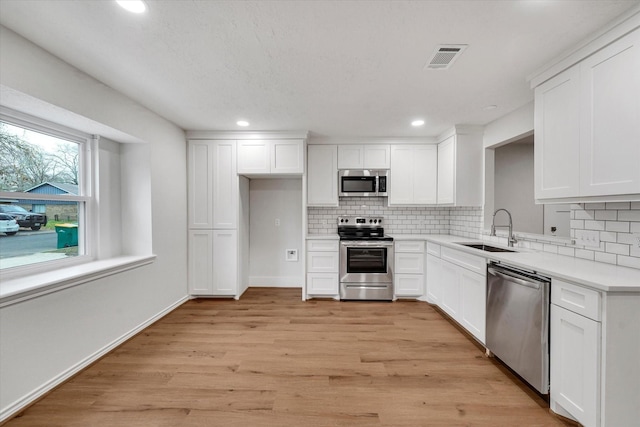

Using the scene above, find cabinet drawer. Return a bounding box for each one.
[307,273,339,295]
[395,240,425,253]
[551,279,601,321]
[441,246,486,276]
[395,252,425,274]
[306,239,339,252]
[394,274,424,297]
[426,242,441,256]
[307,251,339,273]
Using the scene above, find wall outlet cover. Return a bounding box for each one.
[634,233,640,249]
[575,229,601,248]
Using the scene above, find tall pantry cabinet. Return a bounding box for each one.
[187,140,247,298]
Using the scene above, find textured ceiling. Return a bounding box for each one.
[0,0,638,138]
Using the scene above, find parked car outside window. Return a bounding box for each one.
[0,213,19,235]
[0,205,48,231]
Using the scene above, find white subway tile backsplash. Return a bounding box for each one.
[584,220,605,231]
[606,221,630,233]
[618,255,640,269]
[618,210,640,221]
[595,252,617,265]
[606,202,631,210]
[308,200,640,270]
[595,210,617,221]
[605,242,630,256]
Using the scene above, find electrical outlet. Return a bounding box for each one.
[275,218,280,227]
[634,233,640,249]
[575,229,601,248]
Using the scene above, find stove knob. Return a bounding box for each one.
[378,219,382,224]
[345,219,349,223]
[340,218,344,223]
[369,219,373,223]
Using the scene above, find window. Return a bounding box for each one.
[0,111,93,273]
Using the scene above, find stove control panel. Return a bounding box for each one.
[337,216,384,226]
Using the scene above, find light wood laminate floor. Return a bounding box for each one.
[5,288,574,426]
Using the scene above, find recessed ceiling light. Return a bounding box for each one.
[237,120,250,127]
[411,120,425,127]
[483,105,498,110]
[116,0,147,14]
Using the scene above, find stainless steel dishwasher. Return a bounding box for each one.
[486,262,551,394]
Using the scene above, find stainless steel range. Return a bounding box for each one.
[338,216,394,301]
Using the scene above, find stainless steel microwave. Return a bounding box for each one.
[338,170,389,197]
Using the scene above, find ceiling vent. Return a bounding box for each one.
[425,45,468,70]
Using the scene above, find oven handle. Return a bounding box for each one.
[340,241,394,247]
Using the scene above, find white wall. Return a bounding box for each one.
[494,139,543,234]
[249,179,303,287]
[0,25,188,421]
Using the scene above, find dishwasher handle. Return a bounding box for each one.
[487,266,547,290]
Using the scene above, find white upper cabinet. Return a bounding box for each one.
[389,145,437,205]
[188,140,237,229]
[579,29,640,197]
[307,145,339,206]
[534,28,640,201]
[436,129,483,206]
[237,139,304,175]
[337,144,390,169]
[534,66,581,200]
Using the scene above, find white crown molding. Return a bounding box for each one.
[185,130,309,140]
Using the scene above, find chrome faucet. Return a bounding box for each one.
[491,208,517,247]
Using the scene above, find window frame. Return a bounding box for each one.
[0,107,96,280]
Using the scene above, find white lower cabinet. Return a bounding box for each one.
[188,229,237,296]
[394,240,425,298]
[425,254,441,304]
[433,245,486,344]
[306,239,339,298]
[550,304,600,427]
[440,259,460,319]
[459,268,486,343]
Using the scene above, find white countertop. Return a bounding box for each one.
[391,234,640,293]
[306,234,339,240]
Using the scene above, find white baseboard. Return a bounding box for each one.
[0,295,189,423]
[249,276,302,288]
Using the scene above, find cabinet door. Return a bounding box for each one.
[364,145,390,169]
[394,274,424,297]
[213,141,238,228]
[272,140,304,174]
[188,229,213,295]
[389,145,415,205]
[237,140,270,174]
[425,254,441,305]
[579,29,640,197]
[307,145,338,206]
[395,252,425,274]
[306,251,339,273]
[212,229,238,296]
[187,141,214,229]
[534,66,581,200]
[337,145,364,169]
[550,304,600,427]
[440,259,460,320]
[459,269,486,343]
[413,145,438,204]
[307,273,339,295]
[437,136,455,204]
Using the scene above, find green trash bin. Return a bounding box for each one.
[55,223,78,248]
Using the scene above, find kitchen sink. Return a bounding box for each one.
[456,242,516,253]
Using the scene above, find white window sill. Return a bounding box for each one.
[0,255,156,308]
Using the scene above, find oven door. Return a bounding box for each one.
[340,241,394,284]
